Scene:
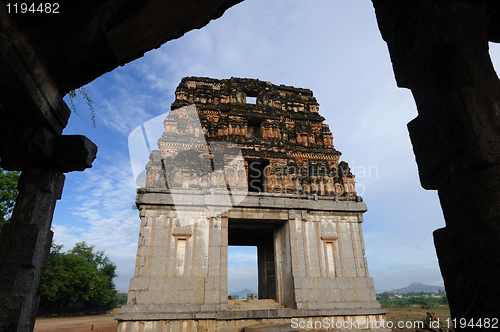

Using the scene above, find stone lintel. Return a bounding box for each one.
[1,130,98,172]
[55,135,98,172]
[0,5,69,134]
[136,189,367,213]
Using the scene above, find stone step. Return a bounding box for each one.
[242,323,298,332]
[228,299,281,310]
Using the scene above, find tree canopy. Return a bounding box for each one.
[0,166,20,233]
[38,242,117,307]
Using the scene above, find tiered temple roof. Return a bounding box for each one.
[146,77,356,197]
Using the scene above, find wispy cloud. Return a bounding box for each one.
[228,247,258,267]
[228,247,258,293]
[52,152,140,291]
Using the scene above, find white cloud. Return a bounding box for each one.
[228,246,258,268]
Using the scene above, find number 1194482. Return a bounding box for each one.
[6,3,59,14]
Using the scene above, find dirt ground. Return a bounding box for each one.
[34,308,120,332]
[387,307,452,332]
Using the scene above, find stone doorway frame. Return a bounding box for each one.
[228,217,295,308]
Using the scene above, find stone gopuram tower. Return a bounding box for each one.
[116,77,389,331]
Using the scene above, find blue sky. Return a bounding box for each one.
[52,0,500,294]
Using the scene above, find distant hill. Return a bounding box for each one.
[391,282,445,294]
[229,288,255,299]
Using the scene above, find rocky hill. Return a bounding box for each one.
[391,282,444,294]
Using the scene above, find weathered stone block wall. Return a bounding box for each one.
[119,191,382,319]
[125,205,228,314]
[287,212,378,310]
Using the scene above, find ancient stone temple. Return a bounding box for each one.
[116,77,389,331]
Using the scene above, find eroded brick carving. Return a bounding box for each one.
[146,77,356,197]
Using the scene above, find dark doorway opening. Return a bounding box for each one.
[247,159,269,193]
[246,119,262,138]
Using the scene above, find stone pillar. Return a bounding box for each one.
[372,1,500,326]
[0,167,64,332]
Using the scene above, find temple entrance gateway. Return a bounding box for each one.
[116,77,389,331]
[228,219,284,302]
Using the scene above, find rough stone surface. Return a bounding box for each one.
[372,1,500,326]
[0,167,64,332]
[0,2,101,330]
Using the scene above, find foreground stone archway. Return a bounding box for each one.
[0,0,499,330]
[372,1,500,325]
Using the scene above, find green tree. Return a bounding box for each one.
[0,166,20,234]
[378,291,391,300]
[38,242,117,307]
[112,292,128,307]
